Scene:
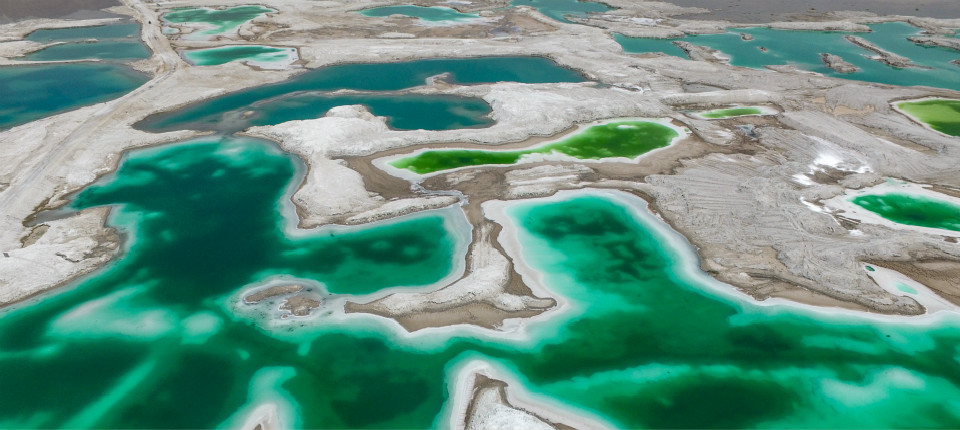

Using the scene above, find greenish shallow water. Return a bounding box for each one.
[616,22,960,91]
[896,98,960,137]
[0,63,148,130]
[851,192,960,231]
[510,0,611,23]
[3,137,960,428]
[162,5,275,40]
[390,120,678,175]
[698,106,764,119]
[182,45,297,66]
[897,283,919,294]
[358,5,479,21]
[136,56,584,132]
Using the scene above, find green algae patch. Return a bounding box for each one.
[162,5,275,40]
[182,45,297,66]
[896,98,960,137]
[851,192,960,232]
[358,5,479,22]
[390,120,679,175]
[697,106,766,119]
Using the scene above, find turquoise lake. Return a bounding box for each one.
[510,0,611,23]
[0,63,148,130]
[22,22,149,61]
[616,22,960,91]
[136,56,585,132]
[181,45,298,66]
[358,5,480,22]
[2,136,960,428]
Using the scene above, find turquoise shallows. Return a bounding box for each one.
[182,45,297,66]
[25,23,141,42]
[25,40,149,61]
[136,56,585,132]
[358,5,479,21]
[851,192,960,231]
[2,135,960,428]
[0,63,148,130]
[162,5,275,39]
[613,33,689,58]
[897,283,919,294]
[510,0,611,23]
[616,22,960,91]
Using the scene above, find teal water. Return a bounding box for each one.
[0,63,148,130]
[616,22,960,91]
[25,23,141,42]
[25,40,149,61]
[897,283,919,294]
[21,22,149,62]
[3,136,960,428]
[182,45,297,66]
[358,5,479,22]
[613,33,688,58]
[136,56,584,132]
[162,5,276,40]
[510,0,611,23]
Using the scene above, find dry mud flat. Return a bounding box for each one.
[1,0,960,426]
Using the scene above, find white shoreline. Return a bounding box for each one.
[890,96,960,138]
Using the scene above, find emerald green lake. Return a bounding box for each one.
[389,120,678,175]
[136,56,585,132]
[182,45,297,66]
[698,106,765,119]
[510,0,611,23]
[851,192,960,232]
[897,98,960,137]
[162,5,275,40]
[358,5,479,22]
[0,63,148,130]
[616,22,960,91]
[3,137,960,428]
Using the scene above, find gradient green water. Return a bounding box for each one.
[851,192,960,231]
[3,137,960,428]
[510,0,611,23]
[390,120,677,174]
[0,63,148,130]
[896,98,960,137]
[136,56,584,133]
[616,22,960,91]
[699,106,764,119]
[162,5,275,40]
[358,6,479,21]
[182,45,297,66]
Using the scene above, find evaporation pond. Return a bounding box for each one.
[163,5,275,39]
[510,0,611,23]
[0,63,148,130]
[697,106,766,119]
[896,98,960,137]
[616,22,960,91]
[851,192,960,231]
[182,45,297,66]
[5,145,960,429]
[136,56,585,133]
[389,120,679,175]
[22,22,148,61]
[358,5,479,21]
[26,23,140,42]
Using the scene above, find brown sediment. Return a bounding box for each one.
[243,284,303,304]
[867,259,960,306]
[346,301,548,332]
[20,224,50,247]
[928,184,960,200]
[280,294,323,316]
